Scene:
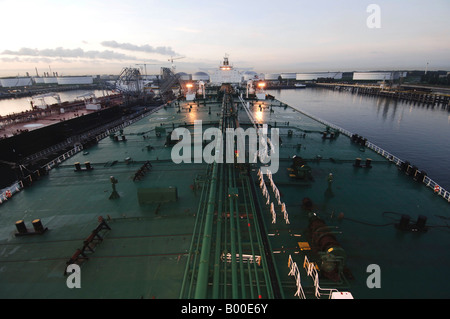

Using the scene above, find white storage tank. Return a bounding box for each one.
[192,72,210,81]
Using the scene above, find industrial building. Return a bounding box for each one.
[0,77,33,87]
[56,76,93,85]
[264,73,280,81]
[352,71,407,81]
[296,72,343,81]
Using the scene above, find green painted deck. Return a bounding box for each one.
[0,91,449,299]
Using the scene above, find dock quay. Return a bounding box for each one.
[317,83,450,109]
[0,94,123,138]
[0,84,103,100]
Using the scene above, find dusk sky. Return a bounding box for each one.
[0,0,449,77]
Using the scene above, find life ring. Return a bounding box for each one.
[5,190,12,198]
[434,185,440,193]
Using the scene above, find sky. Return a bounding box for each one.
[0,0,449,77]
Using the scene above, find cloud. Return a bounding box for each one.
[1,56,55,64]
[1,47,136,61]
[101,40,178,56]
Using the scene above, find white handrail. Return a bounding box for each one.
[288,255,306,299]
[303,255,338,299]
[258,168,291,224]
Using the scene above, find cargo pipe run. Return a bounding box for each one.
[212,162,225,298]
[190,90,282,299]
[193,160,219,298]
[193,94,228,299]
[179,162,213,298]
[225,95,241,298]
[195,91,239,298]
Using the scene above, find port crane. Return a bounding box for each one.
[168,56,185,72]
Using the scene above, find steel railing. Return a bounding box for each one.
[288,255,306,299]
[303,255,338,299]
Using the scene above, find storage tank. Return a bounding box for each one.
[192,72,210,81]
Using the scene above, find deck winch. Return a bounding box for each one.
[289,156,312,180]
[308,214,346,281]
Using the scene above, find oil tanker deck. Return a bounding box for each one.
[0,82,449,300]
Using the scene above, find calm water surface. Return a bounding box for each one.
[269,87,450,190]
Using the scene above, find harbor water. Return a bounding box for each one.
[269,87,450,191]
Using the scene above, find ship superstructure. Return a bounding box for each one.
[209,55,242,85]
